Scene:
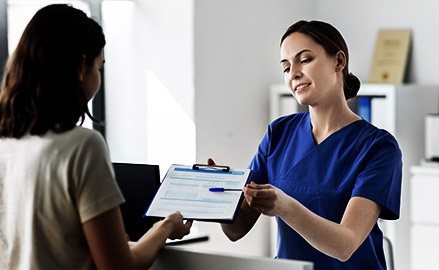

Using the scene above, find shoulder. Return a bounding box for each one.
[269,112,309,132]
[55,126,106,148]
[356,121,402,160]
[64,126,104,141]
[264,112,310,144]
[359,121,399,147]
[43,127,109,161]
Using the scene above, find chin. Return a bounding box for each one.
[295,97,308,106]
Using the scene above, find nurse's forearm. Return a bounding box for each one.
[278,196,380,262]
[221,200,260,241]
[221,212,248,241]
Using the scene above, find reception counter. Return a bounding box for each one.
[150,246,313,270]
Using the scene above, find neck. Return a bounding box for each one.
[308,98,361,145]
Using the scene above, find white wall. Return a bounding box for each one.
[315,0,439,85]
[195,0,317,168]
[104,0,195,175]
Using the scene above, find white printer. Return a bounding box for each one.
[425,114,439,161]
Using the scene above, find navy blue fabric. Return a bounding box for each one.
[249,112,402,270]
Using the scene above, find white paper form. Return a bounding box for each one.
[145,164,251,221]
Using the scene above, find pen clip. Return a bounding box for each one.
[192,164,230,172]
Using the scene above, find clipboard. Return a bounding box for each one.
[144,164,252,223]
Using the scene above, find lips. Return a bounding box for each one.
[294,83,311,91]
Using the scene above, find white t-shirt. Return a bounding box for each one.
[0,127,125,269]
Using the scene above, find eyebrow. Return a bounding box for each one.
[280,49,312,63]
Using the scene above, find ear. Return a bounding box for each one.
[335,51,346,73]
[77,55,87,82]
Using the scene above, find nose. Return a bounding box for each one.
[287,66,302,81]
[292,65,303,79]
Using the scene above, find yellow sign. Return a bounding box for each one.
[369,29,411,84]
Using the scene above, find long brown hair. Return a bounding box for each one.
[0,4,105,138]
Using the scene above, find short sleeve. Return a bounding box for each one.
[351,133,402,220]
[248,128,271,185]
[72,131,125,223]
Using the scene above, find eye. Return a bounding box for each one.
[282,67,290,73]
[300,57,312,64]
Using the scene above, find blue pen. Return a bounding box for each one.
[209,188,242,192]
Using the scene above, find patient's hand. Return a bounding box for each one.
[162,211,192,240]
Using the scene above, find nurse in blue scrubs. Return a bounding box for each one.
[217,20,402,270]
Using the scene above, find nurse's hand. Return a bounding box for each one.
[207,158,216,165]
[243,182,290,217]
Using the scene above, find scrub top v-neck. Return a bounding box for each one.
[249,112,402,270]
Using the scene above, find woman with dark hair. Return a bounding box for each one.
[0,4,191,269]
[216,20,402,269]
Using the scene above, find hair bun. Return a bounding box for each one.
[344,72,361,100]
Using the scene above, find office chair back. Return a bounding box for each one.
[383,236,394,270]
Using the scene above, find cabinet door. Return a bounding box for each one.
[411,173,439,224]
[411,225,439,269]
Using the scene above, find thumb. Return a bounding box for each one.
[207,158,216,165]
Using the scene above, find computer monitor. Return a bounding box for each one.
[112,162,161,241]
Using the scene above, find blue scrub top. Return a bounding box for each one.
[249,112,402,270]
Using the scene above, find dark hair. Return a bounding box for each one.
[281,20,360,100]
[0,4,105,138]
